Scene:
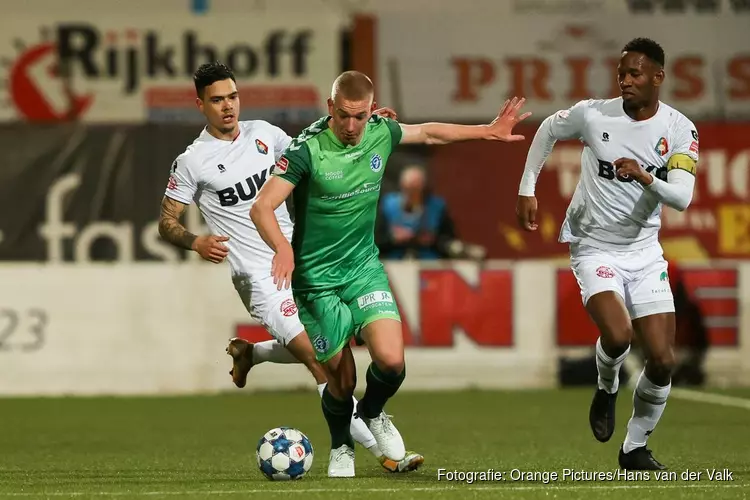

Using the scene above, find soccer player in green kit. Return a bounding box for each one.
[251,71,530,477]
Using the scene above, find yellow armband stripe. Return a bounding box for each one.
[666,153,696,175]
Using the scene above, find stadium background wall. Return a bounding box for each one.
[0,260,747,395]
[1,0,748,396]
[0,121,747,394]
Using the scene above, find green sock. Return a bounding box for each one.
[358,363,406,419]
[321,386,355,449]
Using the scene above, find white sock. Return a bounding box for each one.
[595,337,630,394]
[316,383,379,453]
[251,340,299,365]
[623,370,671,453]
[350,395,379,452]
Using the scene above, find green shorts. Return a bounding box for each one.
[295,263,401,363]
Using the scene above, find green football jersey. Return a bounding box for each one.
[272,114,402,292]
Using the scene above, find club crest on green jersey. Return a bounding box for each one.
[370,154,383,172]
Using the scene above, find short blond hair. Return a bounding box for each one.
[331,71,374,101]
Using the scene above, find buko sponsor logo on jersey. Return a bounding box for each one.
[216,168,270,206]
[597,160,667,182]
[320,182,380,201]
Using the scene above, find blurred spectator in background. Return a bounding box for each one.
[376,165,485,260]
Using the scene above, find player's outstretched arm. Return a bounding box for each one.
[250,176,296,290]
[399,97,531,145]
[158,197,229,263]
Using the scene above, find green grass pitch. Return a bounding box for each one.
[0,389,748,499]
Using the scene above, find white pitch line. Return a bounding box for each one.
[623,356,750,411]
[671,388,750,411]
[1,483,746,497]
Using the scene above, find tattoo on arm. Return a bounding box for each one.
[158,197,197,250]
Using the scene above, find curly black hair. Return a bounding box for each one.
[622,38,665,67]
[193,62,236,98]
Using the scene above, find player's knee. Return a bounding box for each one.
[613,325,634,346]
[648,348,676,377]
[600,332,632,358]
[373,356,405,377]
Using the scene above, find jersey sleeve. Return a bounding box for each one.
[368,114,403,153]
[383,117,403,151]
[517,102,588,196]
[269,123,292,162]
[164,154,198,205]
[547,99,588,141]
[667,116,699,175]
[272,141,312,186]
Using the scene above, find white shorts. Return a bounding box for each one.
[232,274,305,346]
[570,243,675,320]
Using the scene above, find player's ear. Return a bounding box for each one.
[370,101,377,113]
[653,68,665,88]
[327,97,334,116]
[195,97,203,112]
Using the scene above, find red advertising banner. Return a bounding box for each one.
[427,123,750,261]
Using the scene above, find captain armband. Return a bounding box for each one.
[666,153,696,176]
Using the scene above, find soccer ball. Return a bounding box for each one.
[256,427,314,480]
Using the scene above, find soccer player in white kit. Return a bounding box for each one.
[516,39,698,470]
[157,62,423,473]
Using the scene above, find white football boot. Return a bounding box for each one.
[327,444,355,478]
[357,412,405,462]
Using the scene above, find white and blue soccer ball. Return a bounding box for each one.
[256,427,314,480]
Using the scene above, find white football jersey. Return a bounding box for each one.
[550,98,699,251]
[164,120,294,275]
